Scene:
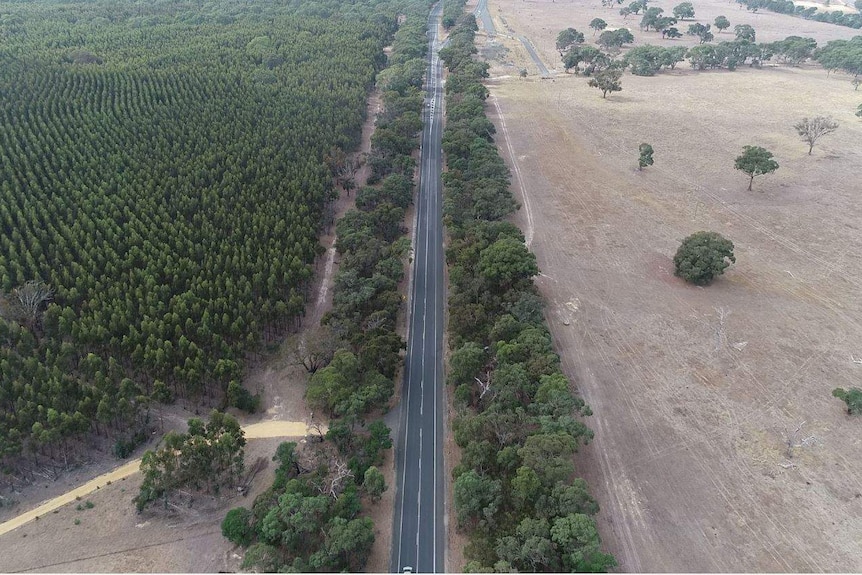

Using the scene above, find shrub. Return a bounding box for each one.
[221,507,255,547]
[832,387,862,415]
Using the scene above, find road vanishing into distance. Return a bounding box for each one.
[391,3,446,573]
[475,0,552,77]
[476,0,496,35]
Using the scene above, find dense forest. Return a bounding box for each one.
[441,15,616,572]
[0,0,410,483]
[220,1,431,570]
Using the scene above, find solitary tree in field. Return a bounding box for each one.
[857,104,862,118]
[519,68,528,79]
[794,116,838,155]
[734,146,779,190]
[620,6,633,19]
[832,387,862,415]
[673,2,695,20]
[590,18,608,35]
[638,143,654,169]
[588,68,623,98]
[674,231,736,285]
[714,15,730,33]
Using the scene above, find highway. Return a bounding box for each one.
[476,0,496,35]
[391,2,446,573]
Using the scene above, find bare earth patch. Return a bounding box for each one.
[481,0,862,570]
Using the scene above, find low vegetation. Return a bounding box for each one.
[441,14,615,572]
[832,387,862,415]
[638,143,655,169]
[135,410,245,512]
[794,116,839,154]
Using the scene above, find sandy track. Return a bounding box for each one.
[0,420,320,539]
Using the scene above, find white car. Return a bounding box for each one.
[402,567,413,574]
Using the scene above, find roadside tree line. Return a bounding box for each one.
[441,15,616,572]
[215,1,434,571]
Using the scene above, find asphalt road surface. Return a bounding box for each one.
[476,0,496,35]
[391,3,446,573]
[518,35,552,77]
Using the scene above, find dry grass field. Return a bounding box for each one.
[479,0,862,571]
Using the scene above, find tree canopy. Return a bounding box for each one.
[588,68,624,98]
[734,145,779,190]
[556,27,586,53]
[441,16,613,572]
[638,143,655,169]
[590,18,609,34]
[673,232,736,285]
[673,2,696,19]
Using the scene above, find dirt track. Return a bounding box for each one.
[0,420,319,540]
[481,0,862,571]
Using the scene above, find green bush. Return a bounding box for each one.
[832,387,862,415]
[673,231,736,285]
[222,507,255,547]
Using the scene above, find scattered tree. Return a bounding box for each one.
[857,103,862,117]
[588,68,623,98]
[640,6,664,30]
[734,145,779,190]
[653,16,679,35]
[556,27,585,54]
[590,18,608,35]
[714,15,730,32]
[519,68,528,79]
[673,231,736,285]
[734,24,756,42]
[832,387,862,415]
[672,2,695,20]
[662,27,683,39]
[598,28,635,49]
[687,23,713,44]
[620,6,633,19]
[638,143,654,169]
[793,116,838,155]
[628,0,645,14]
